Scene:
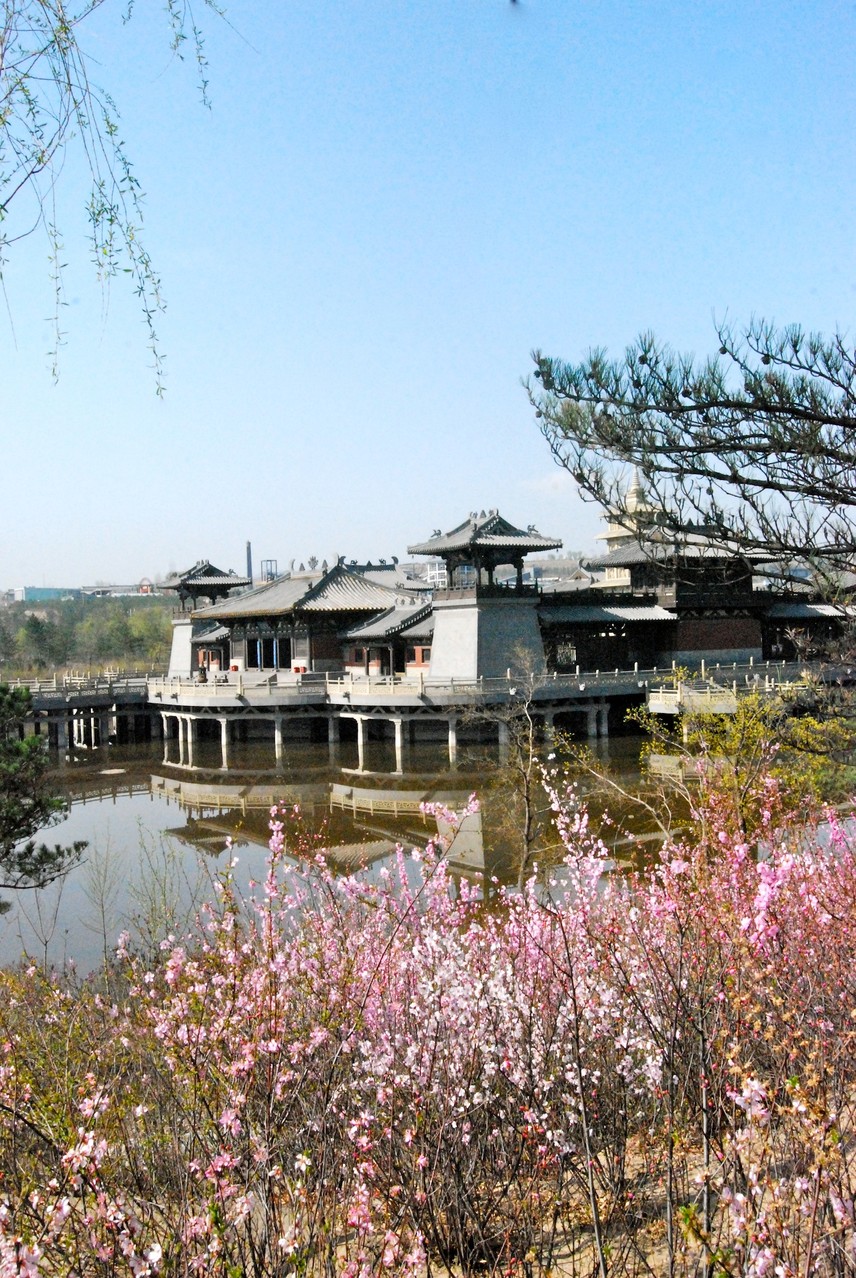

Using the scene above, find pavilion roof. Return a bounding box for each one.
[193,575,318,619]
[160,560,250,591]
[302,567,415,613]
[193,564,416,621]
[408,510,562,557]
[342,601,434,641]
[585,534,767,570]
[342,560,431,592]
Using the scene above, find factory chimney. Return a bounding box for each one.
[246,540,253,583]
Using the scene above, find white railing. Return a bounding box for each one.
[145,658,827,708]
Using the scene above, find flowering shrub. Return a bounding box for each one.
[0,780,853,1275]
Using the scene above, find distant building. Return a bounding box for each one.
[12,586,82,602]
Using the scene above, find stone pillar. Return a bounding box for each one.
[597,701,609,738]
[448,715,458,768]
[328,714,340,765]
[219,717,230,771]
[177,717,186,767]
[55,713,69,752]
[393,717,404,775]
[356,716,366,772]
[162,714,172,764]
[586,703,598,738]
[274,714,284,768]
[186,717,197,768]
[497,719,510,764]
[542,711,555,745]
[99,713,111,747]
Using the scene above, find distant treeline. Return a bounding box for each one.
[0,596,174,673]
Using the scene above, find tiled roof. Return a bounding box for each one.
[190,621,231,642]
[193,565,415,621]
[344,562,431,592]
[585,536,765,569]
[399,613,435,640]
[540,604,676,625]
[765,601,846,620]
[302,568,412,613]
[161,561,249,589]
[343,602,433,641]
[408,510,562,556]
[193,574,321,619]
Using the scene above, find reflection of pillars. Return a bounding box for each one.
[597,701,609,738]
[586,704,598,738]
[497,719,510,764]
[328,715,340,765]
[219,717,230,771]
[355,716,366,772]
[393,717,404,774]
[274,715,284,768]
[448,715,458,768]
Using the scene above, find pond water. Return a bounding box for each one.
[2,735,647,974]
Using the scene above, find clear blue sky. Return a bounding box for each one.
[3,0,853,587]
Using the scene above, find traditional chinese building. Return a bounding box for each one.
[537,474,835,667]
[160,561,251,611]
[175,562,427,677]
[407,510,563,679]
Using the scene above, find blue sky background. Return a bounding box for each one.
[3,0,854,586]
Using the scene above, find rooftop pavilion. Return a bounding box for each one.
[408,509,562,589]
[160,560,251,610]
[408,510,562,680]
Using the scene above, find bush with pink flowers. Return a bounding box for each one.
[0,779,854,1276]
